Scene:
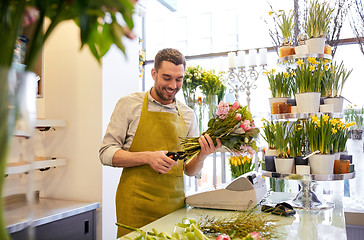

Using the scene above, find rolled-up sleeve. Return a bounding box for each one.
[99,98,131,166]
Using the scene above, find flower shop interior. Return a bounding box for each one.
[3,0,364,240]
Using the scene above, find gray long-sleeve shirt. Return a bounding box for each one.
[99,91,198,166]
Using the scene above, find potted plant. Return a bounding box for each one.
[273,120,294,174]
[294,58,324,113]
[269,9,296,57]
[322,61,353,113]
[266,69,293,114]
[261,118,276,172]
[305,0,334,54]
[305,114,335,174]
[288,120,308,166]
[183,65,203,110]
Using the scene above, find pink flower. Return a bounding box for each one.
[241,145,256,155]
[235,113,242,121]
[216,101,230,119]
[216,234,230,240]
[250,232,263,240]
[240,119,254,131]
[231,101,240,111]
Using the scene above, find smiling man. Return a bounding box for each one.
[99,48,221,237]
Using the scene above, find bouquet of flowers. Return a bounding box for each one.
[181,101,260,164]
[229,155,256,179]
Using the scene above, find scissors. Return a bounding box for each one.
[166,151,187,162]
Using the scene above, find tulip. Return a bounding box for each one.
[231,101,240,110]
[216,234,230,240]
[235,113,242,121]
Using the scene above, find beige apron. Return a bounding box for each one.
[116,92,187,237]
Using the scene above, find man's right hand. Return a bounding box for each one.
[147,151,178,174]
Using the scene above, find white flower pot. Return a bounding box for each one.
[295,45,308,56]
[295,92,320,113]
[265,148,277,156]
[275,157,294,174]
[324,97,344,113]
[306,38,326,54]
[319,104,334,113]
[309,154,335,175]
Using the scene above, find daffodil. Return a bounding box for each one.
[309,65,316,71]
[307,57,317,64]
[296,59,304,66]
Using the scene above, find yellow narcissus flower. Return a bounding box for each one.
[323,114,330,123]
[296,59,304,66]
[308,57,317,64]
[283,72,289,78]
[332,128,338,134]
[269,11,273,16]
[309,65,316,71]
[330,118,339,126]
[311,115,318,122]
[324,65,329,70]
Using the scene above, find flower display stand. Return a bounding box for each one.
[261,170,355,209]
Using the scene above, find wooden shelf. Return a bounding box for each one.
[5,158,67,175]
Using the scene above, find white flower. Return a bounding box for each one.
[245,137,249,143]
[186,78,191,82]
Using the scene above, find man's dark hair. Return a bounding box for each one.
[154,48,186,71]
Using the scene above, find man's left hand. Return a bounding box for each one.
[198,133,222,156]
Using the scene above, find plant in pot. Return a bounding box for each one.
[322,61,353,113]
[305,0,334,54]
[183,65,203,110]
[305,114,335,174]
[273,120,294,174]
[269,9,296,57]
[261,118,276,172]
[266,69,293,114]
[294,57,324,113]
[288,120,307,166]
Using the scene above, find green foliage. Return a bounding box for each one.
[260,119,275,149]
[288,120,305,157]
[273,120,290,158]
[269,9,295,44]
[294,58,324,93]
[306,0,334,38]
[0,0,135,71]
[266,69,294,98]
[322,61,353,97]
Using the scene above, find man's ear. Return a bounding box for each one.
[151,68,157,81]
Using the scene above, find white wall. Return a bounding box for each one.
[41,20,103,239]
[101,24,141,240]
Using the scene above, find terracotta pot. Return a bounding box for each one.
[269,97,289,114]
[324,45,331,55]
[279,45,294,58]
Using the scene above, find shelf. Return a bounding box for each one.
[14,119,66,137]
[277,53,332,65]
[261,170,355,181]
[270,112,343,120]
[35,119,66,128]
[5,158,67,175]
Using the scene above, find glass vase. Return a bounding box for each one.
[205,94,217,120]
[183,92,196,110]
